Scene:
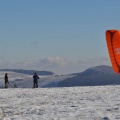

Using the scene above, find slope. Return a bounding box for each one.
[0,71,71,88]
[58,65,120,87]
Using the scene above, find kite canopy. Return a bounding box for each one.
[106,30,120,73]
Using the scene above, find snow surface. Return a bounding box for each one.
[0,70,120,120]
[0,71,72,88]
[0,86,120,120]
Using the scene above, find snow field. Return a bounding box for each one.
[0,86,120,120]
[0,71,72,88]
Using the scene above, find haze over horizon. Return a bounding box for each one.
[0,0,119,73]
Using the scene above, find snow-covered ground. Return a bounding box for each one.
[0,86,120,120]
[0,71,72,88]
[0,71,120,120]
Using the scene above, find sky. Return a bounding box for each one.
[0,0,120,74]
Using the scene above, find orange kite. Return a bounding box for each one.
[106,30,120,73]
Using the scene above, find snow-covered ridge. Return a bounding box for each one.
[86,65,114,74]
[0,65,119,88]
[59,65,120,87]
[0,71,72,88]
[0,69,54,75]
[71,65,114,75]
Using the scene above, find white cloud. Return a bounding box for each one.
[38,56,71,67]
[0,56,111,74]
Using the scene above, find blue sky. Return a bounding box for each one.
[0,0,120,73]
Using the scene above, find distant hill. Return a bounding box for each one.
[58,65,120,87]
[0,69,54,75]
[1,66,120,88]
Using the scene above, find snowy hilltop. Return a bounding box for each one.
[0,69,54,75]
[0,70,72,88]
[0,65,120,88]
[59,65,120,87]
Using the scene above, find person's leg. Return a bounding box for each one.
[33,82,35,88]
[34,81,38,88]
[5,81,7,88]
[36,82,38,88]
[35,82,38,88]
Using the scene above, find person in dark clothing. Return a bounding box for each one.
[33,72,39,88]
[4,73,9,88]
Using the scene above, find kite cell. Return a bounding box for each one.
[106,30,120,73]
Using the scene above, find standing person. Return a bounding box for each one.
[4,73,9,88]
[33,72,39,88]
